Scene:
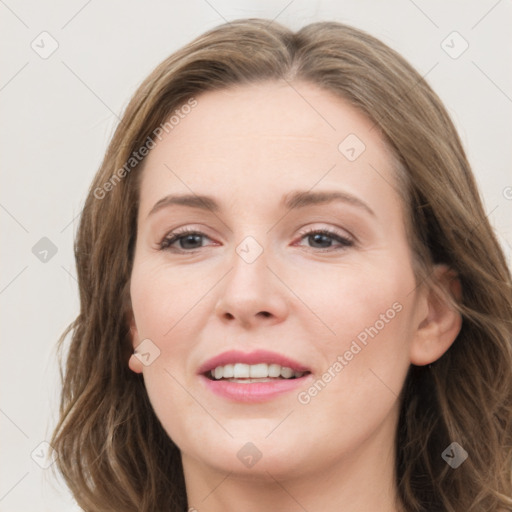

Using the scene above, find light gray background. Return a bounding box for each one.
[1,1,511,510]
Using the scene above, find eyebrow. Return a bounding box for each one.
[147,190,375,218]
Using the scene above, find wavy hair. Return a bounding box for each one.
[49,18,512,511]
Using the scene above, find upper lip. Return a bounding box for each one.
[197,349,311,375]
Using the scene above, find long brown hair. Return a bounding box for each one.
[49,18,512,511]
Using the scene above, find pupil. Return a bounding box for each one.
[311,234,331,248]
[182,234,201,249]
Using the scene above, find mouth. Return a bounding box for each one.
[197,350,313,402]
[204,362,311,383]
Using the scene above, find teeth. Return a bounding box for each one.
[223,364,234,378]
[249,363,268,378]
[234,363,250,378]
[268,364,281,377]
[280,367,293,379]
[209,363,306,380]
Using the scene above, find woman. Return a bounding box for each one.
[50,18,512,512]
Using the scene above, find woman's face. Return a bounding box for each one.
[128,81,430,480]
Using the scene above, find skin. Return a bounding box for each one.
[128,81,462,512]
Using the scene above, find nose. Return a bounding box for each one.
[214,241,289,329]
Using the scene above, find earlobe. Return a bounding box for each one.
[128,353,144,374]
[410,265,463,366]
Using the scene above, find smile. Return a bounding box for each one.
[207,363,308,381]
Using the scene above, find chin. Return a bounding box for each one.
[185,434,312,480]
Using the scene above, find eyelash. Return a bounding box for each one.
[158,227,354,253]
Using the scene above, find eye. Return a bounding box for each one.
[159,228,214,252]
[295,228,354,251]
[159,227,354,253]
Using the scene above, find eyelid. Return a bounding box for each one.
[158,226,217,251]
[295,224,355,243]
[158,223,356,253]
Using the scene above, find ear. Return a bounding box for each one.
[127,311,144,374]
[410,264,463,366]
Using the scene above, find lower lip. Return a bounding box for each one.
[199,374,312,403]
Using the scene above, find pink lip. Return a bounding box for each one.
[199,373,314,403]
[197,349,310,374]
[197,349,313,403]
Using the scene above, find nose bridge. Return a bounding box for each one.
[226,233,270,302]
[214,233,288,325]
[235,234,266,266]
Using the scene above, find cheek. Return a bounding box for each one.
[295,255,413,344]
[129,260,209,443]
[130,258,208,342]
[298,259,415,402]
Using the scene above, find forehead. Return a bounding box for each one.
[151,80,378,150]
[137,80,401,214]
